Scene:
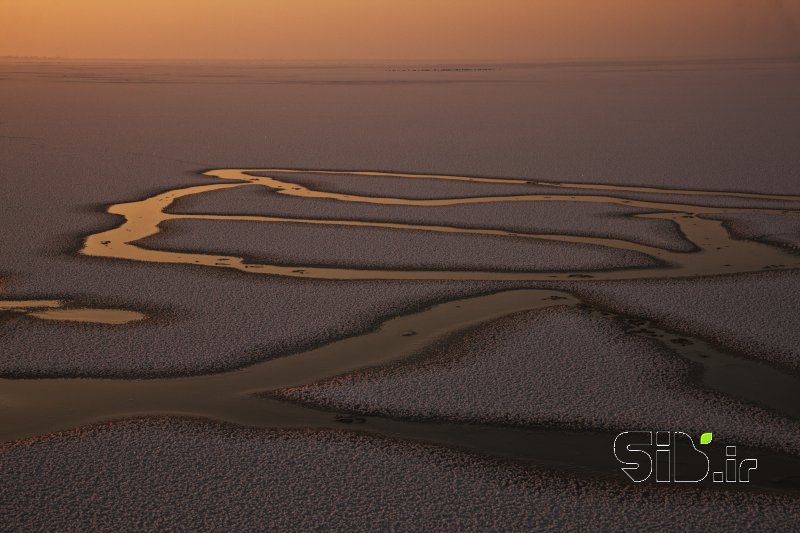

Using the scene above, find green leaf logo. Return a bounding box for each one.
[700,432,713,445]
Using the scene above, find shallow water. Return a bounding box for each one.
[2,168,800,490]
[0,300,145,325]
[82,168,800,280]
[2,287,799,491]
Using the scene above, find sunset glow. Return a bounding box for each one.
[2,0,799,60]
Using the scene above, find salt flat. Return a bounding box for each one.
[169,183,694,251]
[281,306,800,453]
[1,419,798,532]
[1,58,799,530]
[570,270,800,370]
[141,218,658,272]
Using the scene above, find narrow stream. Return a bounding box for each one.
[2,168,800,491]
[2,288,799,492]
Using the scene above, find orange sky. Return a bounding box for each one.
[1,0,799,60]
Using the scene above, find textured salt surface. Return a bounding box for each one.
[570,271,800,370]
[282,307,800,453]
[258,171,800,210]
[709,213,800,250]
[169,184,694,252]
[1,419,797,532]
[0,144,505,377]
[256,170,543,198]
[3,59,799,194]
[2,59,799,528]
[0,259,501,376]
[142,219,658,272]
[2,60,799,380]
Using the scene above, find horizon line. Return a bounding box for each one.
[2,54,799,65]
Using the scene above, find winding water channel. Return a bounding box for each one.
[2,168,800,490]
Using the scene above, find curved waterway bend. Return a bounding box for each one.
[4,169,800,489]
[2,289,800,491]
[82,168,800,280]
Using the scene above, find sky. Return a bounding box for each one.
[1,0,799,61]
